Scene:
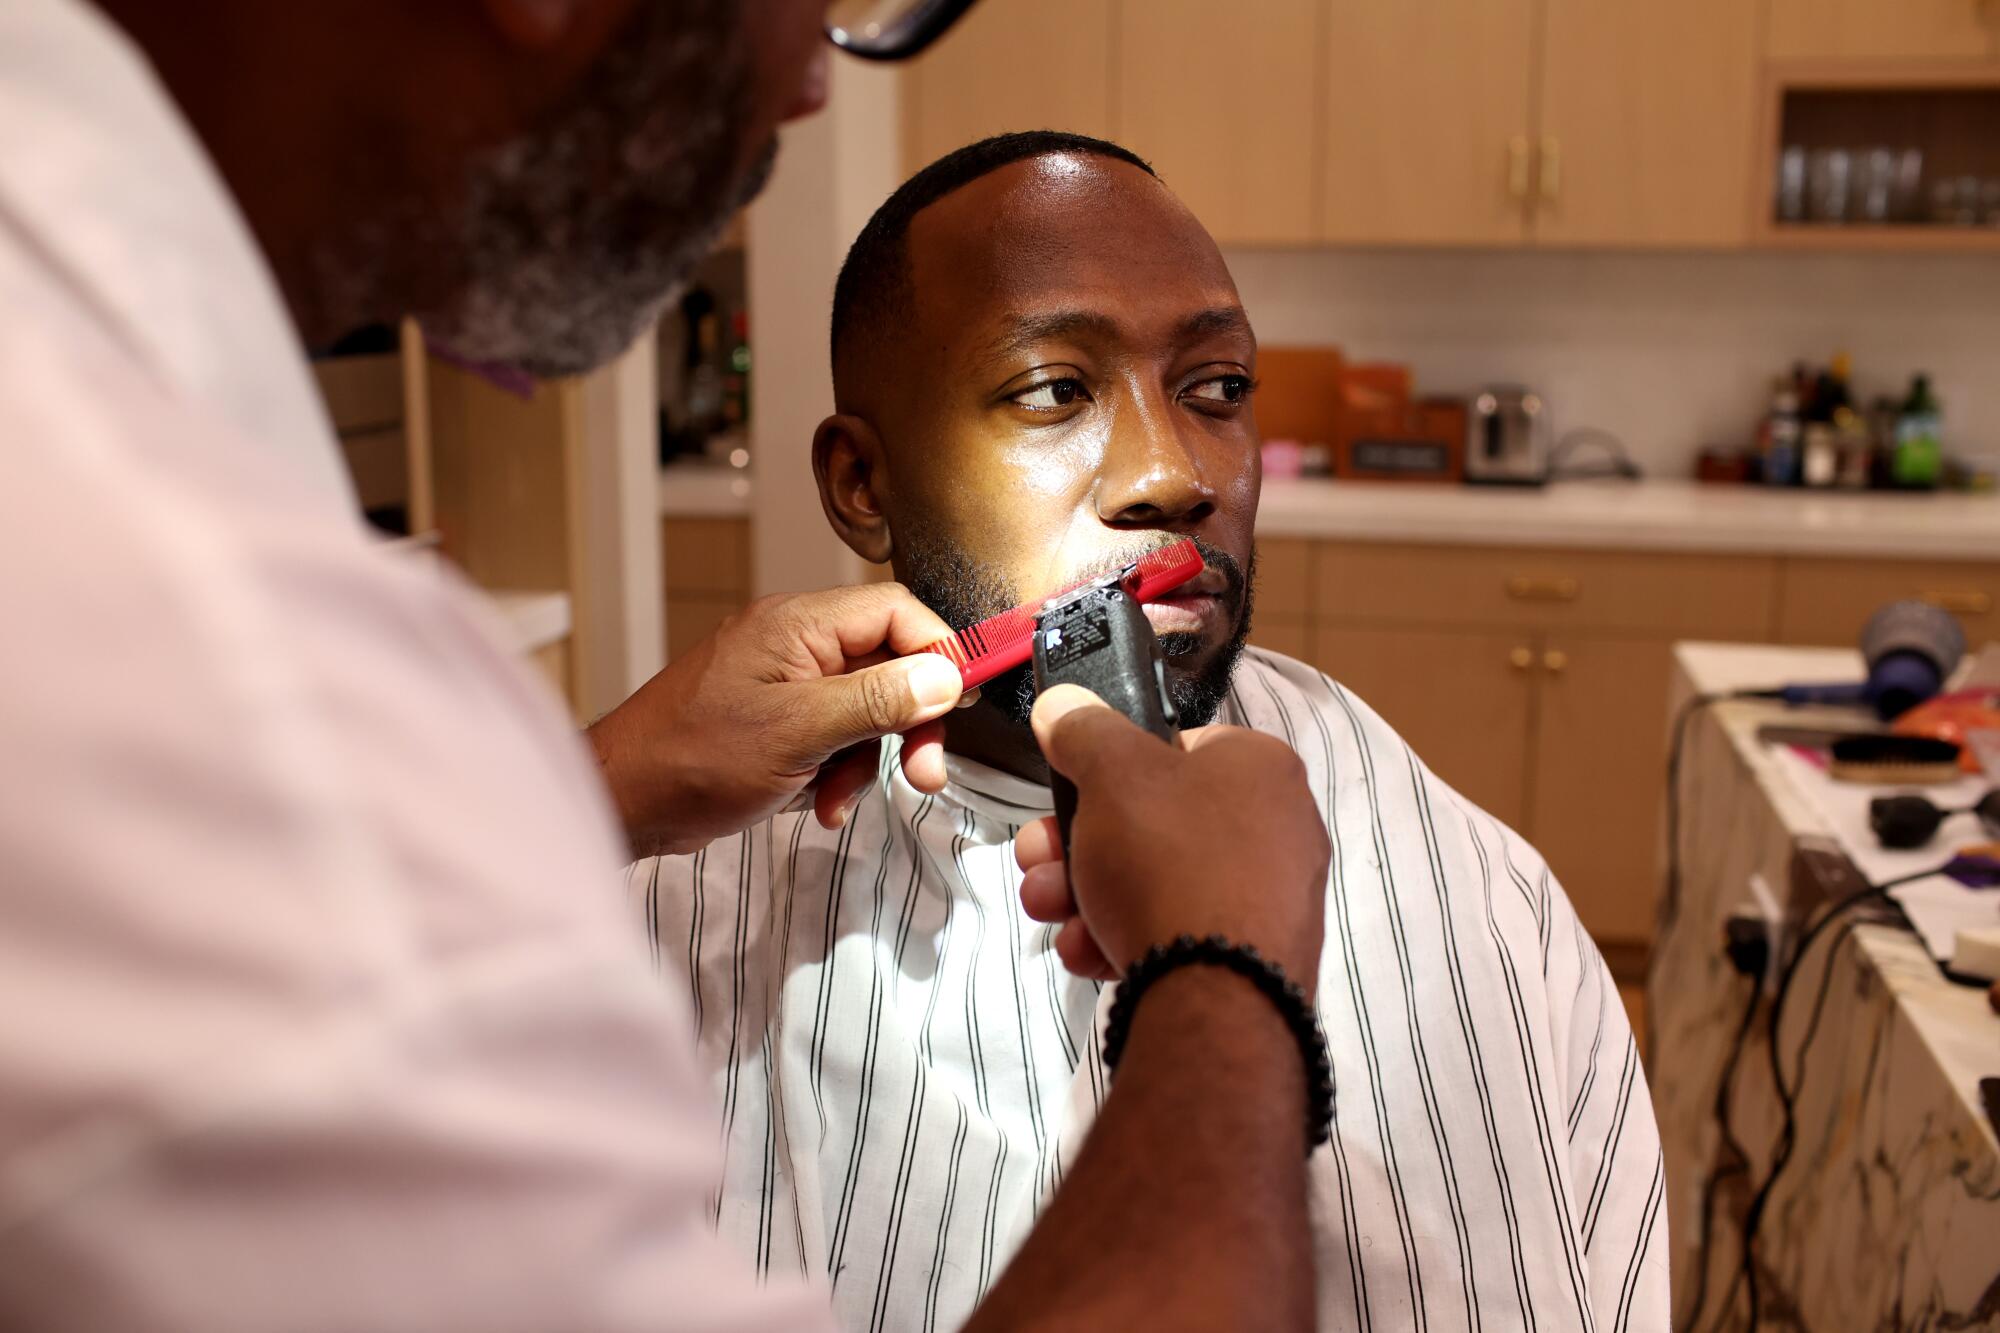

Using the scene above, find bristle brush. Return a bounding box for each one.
[914,538,1205,690]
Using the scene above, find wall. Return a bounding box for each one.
[747,58,903,598]
[1224,248,2000,478]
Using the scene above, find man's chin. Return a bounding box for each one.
[978,634,1245,734]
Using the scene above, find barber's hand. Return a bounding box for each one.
[1015,685,1329,995]
[588,583,966,858]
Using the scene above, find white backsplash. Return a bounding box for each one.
[1223,248,2000,479]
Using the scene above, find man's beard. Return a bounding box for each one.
[311,0,771,378]
[899,529,1255,731]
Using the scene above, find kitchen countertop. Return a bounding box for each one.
[662,463,2000,561]
[659,458,752,518]
[1255,477,2000,558]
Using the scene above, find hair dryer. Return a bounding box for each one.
[1773,599,1966,720]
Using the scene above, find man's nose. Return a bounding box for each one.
[1095,401,1218,530]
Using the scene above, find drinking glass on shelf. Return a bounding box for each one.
[1932,176,1982,226]
[1808,148,1851,223]
[1776,145,1807,222]
[1857,146,1895,223]
[1891,149,1924,223]
[1983,180,2000,228]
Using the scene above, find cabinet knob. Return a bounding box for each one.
[1509,646,1534,671]
[1543,649,1569,675]
[1507,137,1531,201]
[1540,136,1562,203]
[1505,574,1581,602]
[1920,589,1991,616]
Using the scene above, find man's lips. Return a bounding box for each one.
[1142,595,1217,636]
[1137,563,1230,635]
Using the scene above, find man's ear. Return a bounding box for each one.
[813,414,894,564]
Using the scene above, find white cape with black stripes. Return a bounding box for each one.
[628,648,1668,1332]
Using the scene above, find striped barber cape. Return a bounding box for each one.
[627,647,1668,1332]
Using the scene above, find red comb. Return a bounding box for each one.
[916,538,1206,690]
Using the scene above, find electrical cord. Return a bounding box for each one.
[1719,867,1936,1331]
[1661,682,1931,1329]
[1674,973,1763,1333]
[1657,691,1771,944]
[1545,427,1643,482]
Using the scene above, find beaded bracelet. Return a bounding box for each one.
[1101,934,1334,1154]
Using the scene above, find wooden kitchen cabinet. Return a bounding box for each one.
[1529,634,1679,945]
[1320,0,1537,245]
[1306,539,1777,957]
[1310,541,1777,640]
[1312,624,1536,831]
[899,0,1769,250]
[902,0,1115,172]
[1536,0,1762,246]
[1315,621,1683,949]
[662,515,751,662]
[1116,0,1320,244]
[1767,0,1998,62]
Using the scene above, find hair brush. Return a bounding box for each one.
[1828,733,1964,785]
[913,538,1205,691]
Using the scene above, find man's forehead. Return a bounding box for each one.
[902,154,1238,340]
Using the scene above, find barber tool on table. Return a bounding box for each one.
[1763,599,1966,720]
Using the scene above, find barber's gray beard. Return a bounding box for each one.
[896,528,1255,731]
[309,0,768,378]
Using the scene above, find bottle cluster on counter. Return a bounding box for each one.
[658,246,753,472]
[1698,353,1985,494]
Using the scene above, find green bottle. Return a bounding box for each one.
[1892,374,1942,490]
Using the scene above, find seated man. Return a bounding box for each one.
[630,131,1666,1332]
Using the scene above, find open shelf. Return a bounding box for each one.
[1752,60,2000,248]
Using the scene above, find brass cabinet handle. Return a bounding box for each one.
[1508,136,1531,200]
[1543,648,1569,675]
[1509,646,1534,671]
[1505,574,1581,602]
[1920,589,1992,615]
[1540,136,1562,203]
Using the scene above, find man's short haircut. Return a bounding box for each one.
[830,130,1156,381]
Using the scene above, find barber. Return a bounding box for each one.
[0,1,1329,1329]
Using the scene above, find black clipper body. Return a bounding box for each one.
[1031,577,1180,853]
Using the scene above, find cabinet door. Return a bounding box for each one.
[1776,556,2000,647]
[1536,0,1761,246]
[1321,0,1537,245]
[902,0,1115,171]
[1312,625,1535,831]
[1768,0,1997,62]
[1115,0,1320,244]
[1529,634,1676,948]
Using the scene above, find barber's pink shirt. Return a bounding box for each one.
[0,2,828,1328]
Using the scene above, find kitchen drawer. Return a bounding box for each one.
[1312,541,1778,639]
[662,516,751,596]
[1253,537,1314,617]
[1777,557,2000,648]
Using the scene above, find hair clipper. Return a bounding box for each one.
[1032,576,1180,853]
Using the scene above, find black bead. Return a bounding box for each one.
[1100,934,1334,1156]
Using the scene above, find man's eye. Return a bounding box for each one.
[1012,378,1087,410]
[1186,374,1253,404]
